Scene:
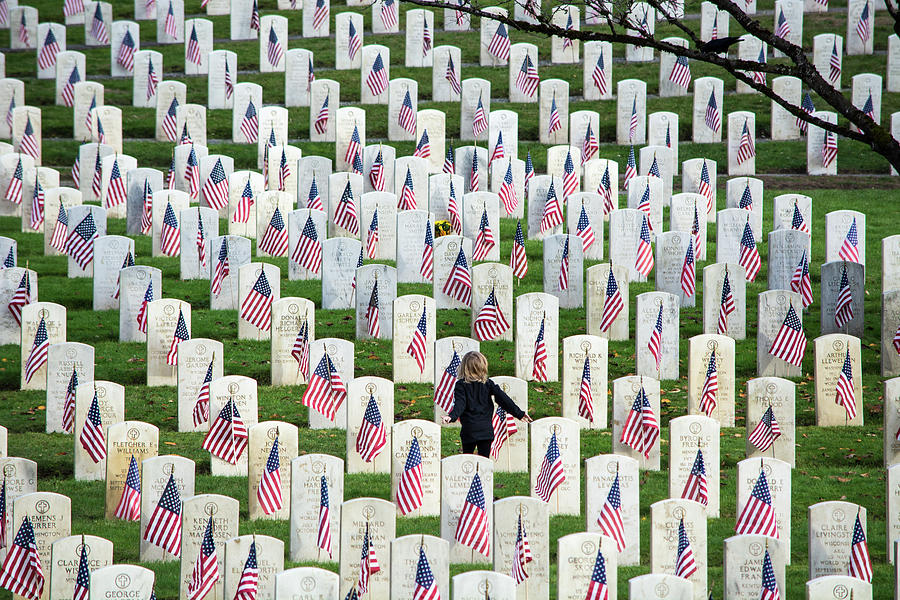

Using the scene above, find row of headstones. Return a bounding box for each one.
[0,450,879,600]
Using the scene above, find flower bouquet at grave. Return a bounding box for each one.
[434,220,453,237]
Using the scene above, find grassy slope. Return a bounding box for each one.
[1,0,899,597]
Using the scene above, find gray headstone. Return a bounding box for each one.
[179,494,239,600]
[746,376,796,466]
[768,229,810,292]
[561,335,607,428]
[391,420,441,517]
[146,298,190,386]
[493,497,549,599]
[139,455,195,562]
[586,263,629,341]
[650,499,707,600]
[515,292,559,381]
[275,568,338,600]
[612,376,661,470]
[723,535,787,600]
[635,292,679,380]
[50,535,113,600]
[392,294,435,383]
[338,498,395,595]
[737,457,792,561]
[814,334,863,426]
[806,576,872,600]
[654,231,693,307]
[757,290,804,377]
[668,415,721,517]
[585,454,640,565]
[209,235,251,310]
[270,297,315,387]
[289,454,343,562]
[224,535,283,600]
[73,381,124,481]
[687,334,735,428]
[441,455,493,564]
[104,421,159,519]
[809,501,865,579]
[119,266,161,342]
[88,566,155,600]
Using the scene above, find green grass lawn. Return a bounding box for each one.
[1,0,900,596]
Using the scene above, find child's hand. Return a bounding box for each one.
[521,413,533,423]
[441,415,452,424]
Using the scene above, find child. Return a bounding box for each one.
[443,351,532,457]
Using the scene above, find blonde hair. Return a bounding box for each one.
[460,351,488,383]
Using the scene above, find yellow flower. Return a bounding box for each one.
[434,220,453,237]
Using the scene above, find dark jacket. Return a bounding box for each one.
[449,378,526,444]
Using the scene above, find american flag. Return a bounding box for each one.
[739,183,753,212]
[196,215,207,268]
[499,163,518,216]
[488,22,510,61]
[894,323,900,355]
[717,270,735,334]
[91,146,104,196]
[443,247,472,306]
[302,352,347,422]
[448,181,461,234]
[166,309,190,366]
[578,356,594,423]
[90,4,109,43]
[592,52,607,96]
[737,120,755,164]
[434,349,459,413]
[445,55,461,96]
[548,96,562,135]
[257,436,283,514]
[62,366,78,433]
[753,46,767,85]
[704,90,721,132]
[511,513,532,584]
[584,546,609,600]
[0,517,43,600]
[267,27,284,67]
[760,549,781,600]
[30,174,44,231]
[674,518,697,578]
[291,318,310,381]
[623,146,637,190]
[562,151,577,200]
[699,352,719,416]
[531,316,548,381]
[822,128,837,168]
[143,472,182,555]
[63,0,84,18]
[250,0,259,30]
[224,61,234,100]
[628,98,639,141]
[647,305,663,371]
[380,0,397,28]
[669,55,691,89]
[420,219,434,280]
[469,148,480,192]
[187,517,219,600]
[38,28,60,71]
[203,399,249,464]
[839,218,860,263]
[855,2,870,43]
[72,539,89,600]
[365,280,380,337]
[366,53,388,97]
[344,125,362,164]
[697,159,713,213]
[67,212,99,269]
[413,546,439,600]
[558,236,570,291]
[524,151,534,194]
[352,152,364,176]
[735,469,778,537]
[511,219,528,279]
[166,154,176,190]
[474,288,509,341]
[163,0,178,38]
[211,240,229,297]
[788,252,813,309]
[159,202,181,257]
[454,472,490,556]
[259,208,289,256]
[681,447,708,505]
[473,207,495,261]
[308,57,315,88]
[406,307,429,373]
[414,130,431,159]
[489,407,517,459]
[317,476,332,557]
[472,96,488,138]
[61,67,80,107]
[835,348,856,420]
[313,0,329,30]
[599,164,613,215]
[137,280,153,334]
[748,405,782,452]
[293,215,323,273]
[240,271,273,332]
[634,216,654,277]
[774,9,790,38]
[113,454,142,520]
[681,239,696,298]
[314,94,330,136]
[422,18,432,55]
[829,39,841,84]
[398,91,416,135]
[834,265,854,328]
[7,270,31,326]
[347,21,361,61]
[235,179,254,224]
[162,97,179,142]
[397,436,424,515]
[769,305,806,367]
[2,247,13,268]
[240,100,259,143]
[357,523,381,594]
[106,158,127,209]
[185,26,201,67]
[597,472,626,551]
[146,60,159,100]
[797,92,815,133]
[739,220,761,282]
[192,360,213,427]
[598,268,623,333]
[112,251,134,300]
[4,158,22,205]
[353,247,363,289]
[516,54,539,97]
[790,202,809,234]
[540,182,563,233]
[234,542,259,600]
[620,385,659,458]
[0,479,5,550]
[490,131,505,165]
[334,181,359,235]
[400,168,416,211]
[849,512,872,582]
